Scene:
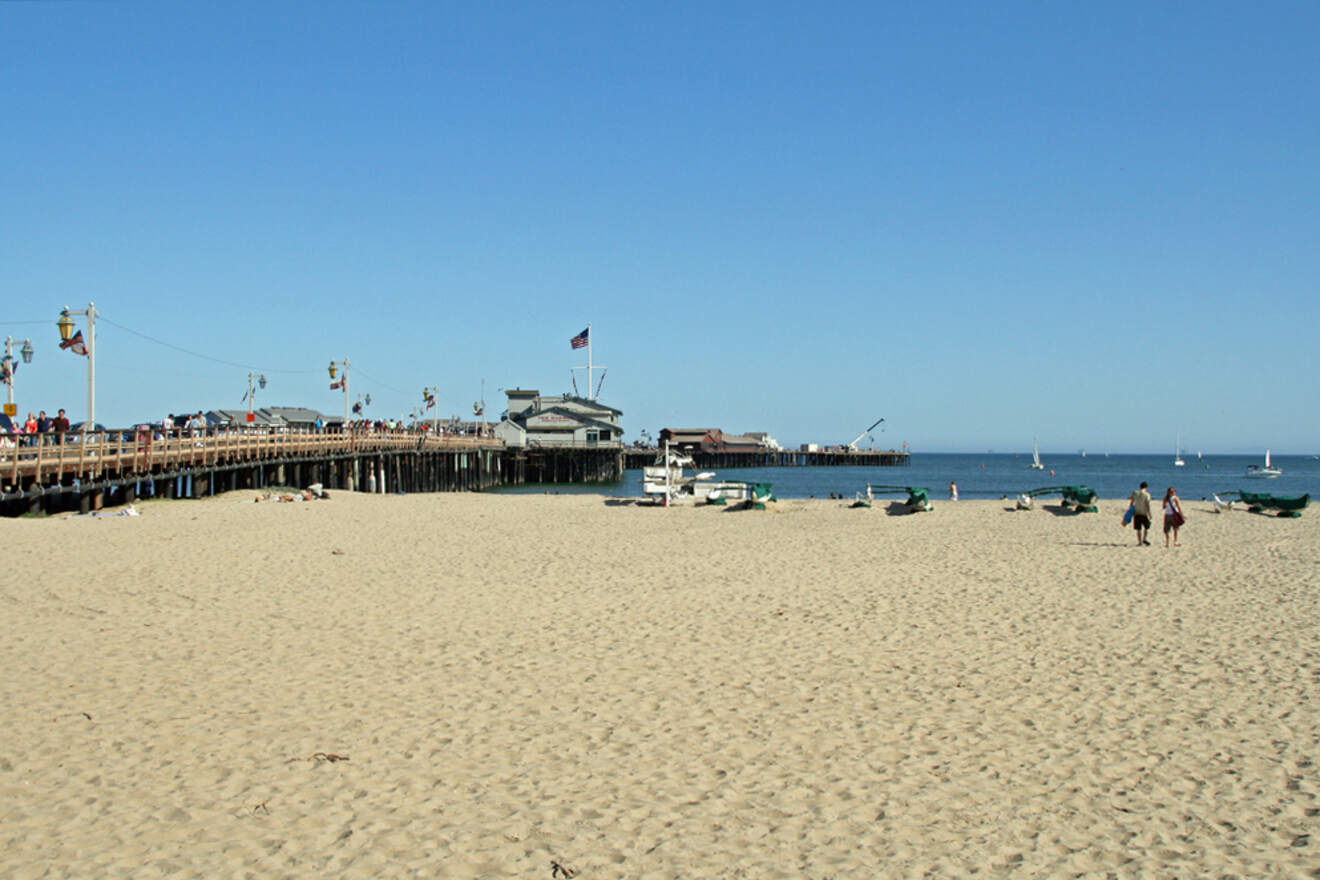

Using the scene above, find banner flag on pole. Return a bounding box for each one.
[60,330,88,356]
[570,327,589,349]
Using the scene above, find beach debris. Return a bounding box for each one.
[250,800,270,815]
[70,505,140,518]
[331,548,345,556]
[550,859,578,878]
[310,752,350,763]
[254,487,329,504]
[289,752,350,764]
[54,711,93,721]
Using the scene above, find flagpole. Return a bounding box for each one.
[58,303,96,431]
[586,322,592,400]
[86,303,96,431]
[3,337,14,412]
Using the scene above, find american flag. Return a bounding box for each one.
[60,330,88,356]
[570,327,589,350]
[330,380,344,390]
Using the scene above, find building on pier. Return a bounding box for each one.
[659,428,780,455]
[203,406,338,430]
[206,408,286,428]
[495,389,623,449]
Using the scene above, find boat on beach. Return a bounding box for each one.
[641,443,773,508]
[855,484,933,513]
[642,443,713,504]
[1245,449,1283,479]
[1217,489,1308,517]
[1239,490,1308,512]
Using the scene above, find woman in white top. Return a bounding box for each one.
[1162,486,1184,547]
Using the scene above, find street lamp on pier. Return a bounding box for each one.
[422,385,440,433]
[57,303,97,431]
[2,336,35,419]
[246,372,267,423]
[328,358,350,425]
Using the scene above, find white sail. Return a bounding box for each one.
[1030,436,1045,469]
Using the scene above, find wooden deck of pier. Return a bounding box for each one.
[1,429,624,515]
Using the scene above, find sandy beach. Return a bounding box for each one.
[2,491,1317,878]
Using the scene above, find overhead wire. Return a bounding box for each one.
[97,315,322,374]
[19,310,410,404]
[353,367,410,397]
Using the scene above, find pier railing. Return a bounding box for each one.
[2,427,500,487]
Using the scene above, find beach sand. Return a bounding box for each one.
[2,492,1317,878]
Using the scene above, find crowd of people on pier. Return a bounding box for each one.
[2,408,494,450]
[0,409,73,447]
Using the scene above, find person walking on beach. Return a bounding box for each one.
[1163,487,1184,547]
[1130,481,1153,546]
[949,481,959,501]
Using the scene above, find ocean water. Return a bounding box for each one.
[496,453,1320,501]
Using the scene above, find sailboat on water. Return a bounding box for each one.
[1245,449,1283,479]
[1174,433,1185,467]
[1029,436,1045,470]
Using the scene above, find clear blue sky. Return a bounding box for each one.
[3,1,1316,453]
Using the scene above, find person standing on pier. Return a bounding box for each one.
[52,408,70,443]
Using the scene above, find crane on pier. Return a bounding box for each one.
[847,417,885,452]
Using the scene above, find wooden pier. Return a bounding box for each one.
[1,429,624,516]
[622,447,910,469]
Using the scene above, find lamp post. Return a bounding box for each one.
[2,336,35,418]
[246,371,267,423]
[57,302,96,431]
[328,357,350,425]
[422,385,440,434]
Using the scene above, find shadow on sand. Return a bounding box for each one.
[1043,504,1089,518]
